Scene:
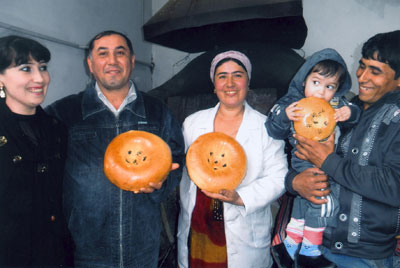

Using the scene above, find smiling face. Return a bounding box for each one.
[304,72,339,102]
[87,34,135,93]
[0,57,49,115]
[213,60,249,109]
[122,145,148,167]
[356,56,400,110]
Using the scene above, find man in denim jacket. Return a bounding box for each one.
[46,30,185,268]
[285,30,400,267]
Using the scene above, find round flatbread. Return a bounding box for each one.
[104,130,172,191]
[186,132,247,193]
[294,96,336,141]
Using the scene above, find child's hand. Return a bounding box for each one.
[334,106,351,122]
[285,101,303,121]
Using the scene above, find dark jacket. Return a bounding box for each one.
[286,90,400,259]
[46,84,185,268]
[265,48,361,172]
[0,98,72,266]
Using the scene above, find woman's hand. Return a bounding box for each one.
[285,101,303,121]
[202,189,244,206]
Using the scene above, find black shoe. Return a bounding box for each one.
[298,254,337,268]
[271,243,294,268]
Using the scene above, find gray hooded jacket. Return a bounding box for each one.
[265,48,361,172]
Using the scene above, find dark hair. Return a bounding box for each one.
[0,35,50,74]
[86,30,134,59]
[214,58,248,76]
[362,30,400,79]
[307,59,346,86]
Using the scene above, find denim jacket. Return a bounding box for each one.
[46,84,185,268]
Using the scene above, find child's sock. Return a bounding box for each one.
[283,218,305,259]
[299,226,325,256]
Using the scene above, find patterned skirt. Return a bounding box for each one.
[189,187,227,267]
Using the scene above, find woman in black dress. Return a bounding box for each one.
[0,35,73,266]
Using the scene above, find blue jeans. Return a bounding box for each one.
[321,247,393,268]
[393,256,400,268]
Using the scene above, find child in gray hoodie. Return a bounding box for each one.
[266,48,361,268]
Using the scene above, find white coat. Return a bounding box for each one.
[177,102,288,268]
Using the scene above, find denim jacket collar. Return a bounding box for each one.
[81,83,146,120]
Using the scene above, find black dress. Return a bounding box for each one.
[0,98,73,267]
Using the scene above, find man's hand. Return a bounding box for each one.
[292,167,330,204]
[133,163,180,194]
[202,189,244,206]
[294,133,335,168]
[170,163,180,171]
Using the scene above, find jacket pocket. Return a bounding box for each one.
[69,129,97,142]
[225,206,271,248]
[137,123,161,136]
[250,207,272,247]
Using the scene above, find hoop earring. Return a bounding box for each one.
[0,85,5,99]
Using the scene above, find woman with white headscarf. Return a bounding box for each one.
[177,50,288,268]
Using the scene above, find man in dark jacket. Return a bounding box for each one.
[46,30,185,268]
[285,30,400,267]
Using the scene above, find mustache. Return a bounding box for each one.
[105,66,123,72]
